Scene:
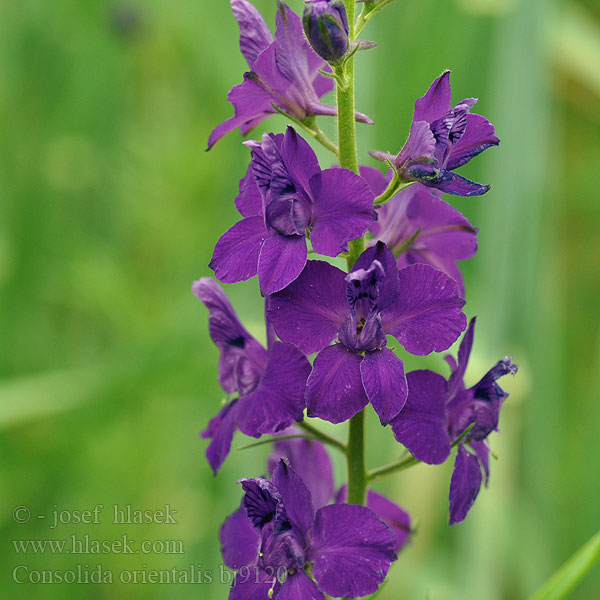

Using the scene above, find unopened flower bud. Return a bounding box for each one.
[302,0,349,65]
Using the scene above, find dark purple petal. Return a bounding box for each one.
[248,133,289,199]
[390,370,450,465]
[447,317,476,398]
[421,169,491,197]
[395,121,437,170]
[413,70,452,124]
[310,504,397,598]
[268,433,334,510]
[359,165,389,196]
[336,487,412,554]
[258,233,308,296]
[361,348,408,425]
[470,439,490,485]
[449,444,483,525]
[382,264,466,355]
[251,42,297,110]
[231,0,274,68]
[236,164,264,217]
[201,401,238,474]
[310,168,376,256]
[269,260,348,354]
[275,2,319,106]
[306,344,369,424]
[229,568,279,600]
[365,491,412,554]
[220,505,260,569]
[191,277,256,353]
[207,70,277,150]
[240,477,281,529]
[236,342,311,438]
[350,241,399,311]
[280,127,321,197]
[272,459,314,538]
[278,571,325,600]
[446,389,477,441]
[192,278,267,395]
[210,216,267,284]
[446,112,500,170]
[469,357,517,440]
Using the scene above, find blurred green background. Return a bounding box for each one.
[1,0,599,598]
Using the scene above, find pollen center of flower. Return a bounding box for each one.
[265,191,311,237]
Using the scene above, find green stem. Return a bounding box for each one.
[297,422,347,453]
[336,0,358,174]
[336,1,368,509]
[346,409,367,505]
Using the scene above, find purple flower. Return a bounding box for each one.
[361,166,478,296]
[390,318,518,524]
[207,1,371,150]
[268,242,467,425]
[268,433,412,553]
[209,127,376,295]
[220,459,397,599]
[192,278,311,473]
[303,0,349,65]
[371,71,499,196]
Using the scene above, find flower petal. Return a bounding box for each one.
[231,0,274,68]
[446,112,499,170]
[361,348,408,425]
[272,459,314,538]
[277,571,325,600]
[269,260,348,354]
[359,165,389,196]
[310,504,397,598]
[449,444,483,525]
[337,487,412,554]
[236,342,311,438]
[210,216,267,284]
[220,504,260,569]
[192,278,267,395]
[350,241,399,311]
[420,169,491,197]
[447,317,476,397]
[413,70,452,124]
[268,433,334,510]
[390,370,450,465]
[382,264,466,355]
[201,401,239,474]
[235,163,264,217]
[275,2,314,100]
[395,121,437,169]
[258,233,307,296]
[469,439,490,485]
[306,344,369,424]
[280,127,321,197]
[239,476,281,529]
[229,568,280,600]
[310,169,376,257]
[207,71,276,150]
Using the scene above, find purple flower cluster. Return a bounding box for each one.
[195,1,516,597]
[221,435,410,599]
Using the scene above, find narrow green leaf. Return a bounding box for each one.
[529,531,600,600]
